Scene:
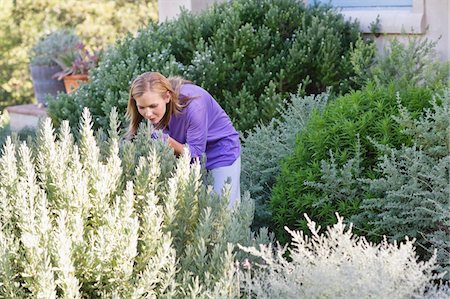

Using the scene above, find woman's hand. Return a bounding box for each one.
[151,130,184,156]
[150,131,169,142]
[167,136,184,156]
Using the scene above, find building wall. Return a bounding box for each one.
[330,0,449,61]
[158,0,226,22]
[158,0,450,61]
[421,0,449,61]
[384,0,448,61]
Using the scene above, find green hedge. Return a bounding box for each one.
[270,83,433,242]
[48,0,363,132]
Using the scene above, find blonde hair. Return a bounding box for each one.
[125,72,192,139]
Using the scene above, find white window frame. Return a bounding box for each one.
[303,0,425,34]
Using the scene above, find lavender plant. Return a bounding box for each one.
[0,107,268,298]
[2,106,447,297]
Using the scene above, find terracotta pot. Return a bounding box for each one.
[63,74,89,93]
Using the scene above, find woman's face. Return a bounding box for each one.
[135,90,170,125]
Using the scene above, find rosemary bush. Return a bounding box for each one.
[365,37,449,90]
[241,90,330,230]
[245,34,448,233]
[0,108,269,298]
[290,89,450,277]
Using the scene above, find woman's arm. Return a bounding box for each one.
[167,136,185,156]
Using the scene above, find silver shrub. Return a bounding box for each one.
[238,213,448,299]
[0,107,268,298]
[360,90,450,278]
[0,107,447,298]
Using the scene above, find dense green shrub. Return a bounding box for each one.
[241,90,330,230]
[0,0,157,110]
[271,83,433,241]
[48,0,363,132]
[0,108,271,297]
[356,92,450,277]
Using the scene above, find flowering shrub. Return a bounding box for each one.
[0,108,269,297]
[238,213,449,299]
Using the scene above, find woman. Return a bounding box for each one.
[126,72,241,207]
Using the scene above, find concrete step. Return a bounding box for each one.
[5,104,48,132]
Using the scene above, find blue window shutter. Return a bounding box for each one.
[315,0,413,8]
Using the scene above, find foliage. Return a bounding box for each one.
[238,213,449,299]
[242,34,449,234]
[0,111,37,148]
[0,0,157,110]
[0,108,271,298]
[355,91,450,278]
[271,83,433,242]
[272,38,450,273]
[53,42,101,80]
[351,36,450,90]
[0,0,33,108]
[0,111,10,146]
[29,29,80,66]
[241,89,329,230]
[48,0,364,132]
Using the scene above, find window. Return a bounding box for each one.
[315,1,412,10]
[312,0,424,34]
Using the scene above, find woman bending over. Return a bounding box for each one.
[126,72,241,207]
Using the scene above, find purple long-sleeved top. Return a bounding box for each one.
[163,84,240,170]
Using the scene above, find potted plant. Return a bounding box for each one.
[52,42,100,93]
[29,29,80,105]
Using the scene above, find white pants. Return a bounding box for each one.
[210,156,241,208]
